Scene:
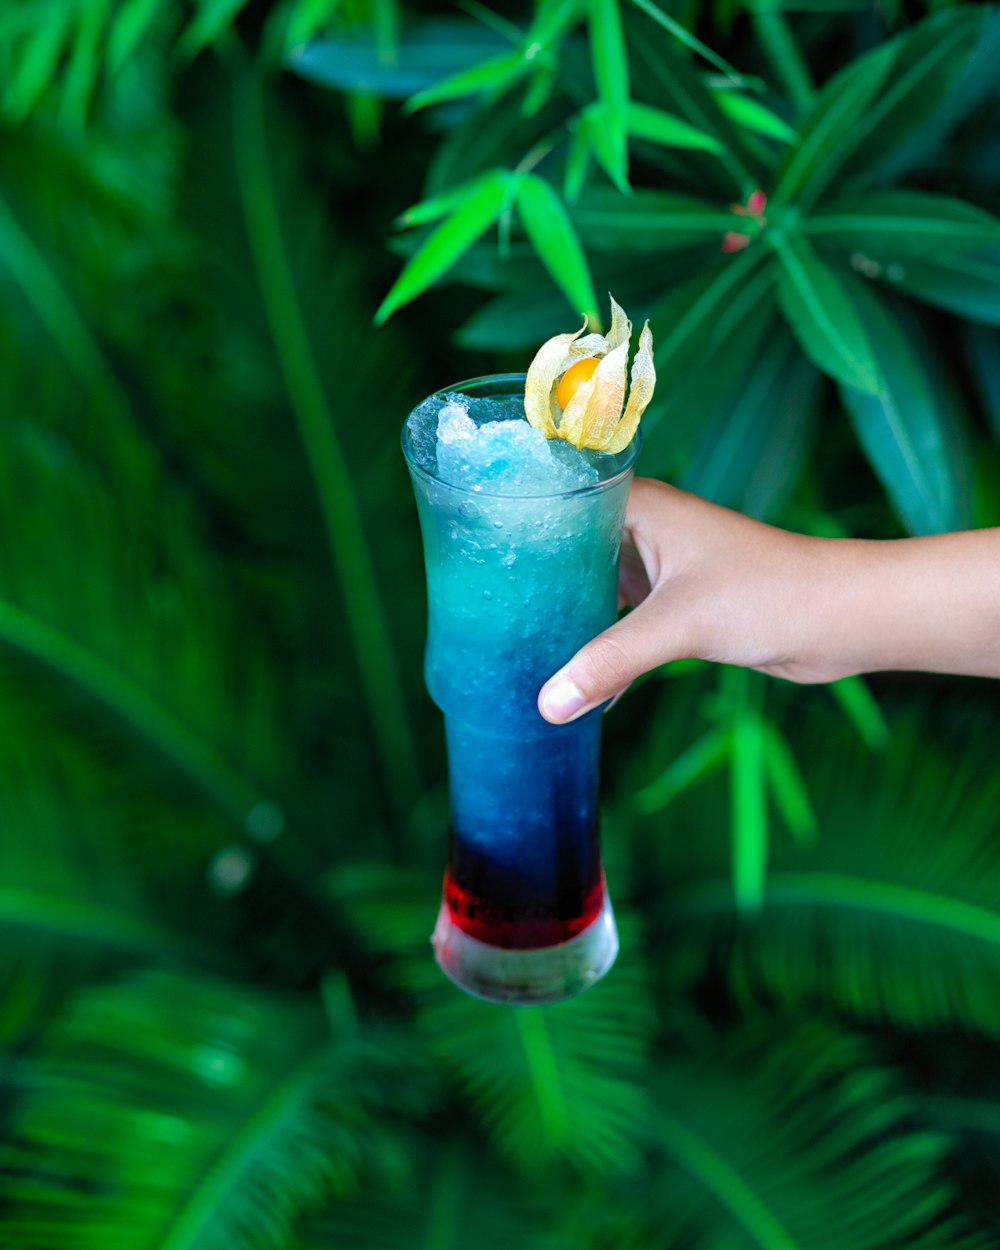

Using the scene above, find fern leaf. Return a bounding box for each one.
[651,705,1000,1039]
[560,1019,977,1250]
[0,970,431,1250]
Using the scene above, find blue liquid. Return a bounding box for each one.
[405,380,635,950]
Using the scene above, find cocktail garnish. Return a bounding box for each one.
[524,295,655,453]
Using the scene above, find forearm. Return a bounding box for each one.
[795,529,1000,682]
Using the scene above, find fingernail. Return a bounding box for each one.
[541,675,586,722]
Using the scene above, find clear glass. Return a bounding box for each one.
[402,374,640,1004]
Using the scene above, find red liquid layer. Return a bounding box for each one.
[444,868,605,950]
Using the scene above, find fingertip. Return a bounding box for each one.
[538,673,587,724]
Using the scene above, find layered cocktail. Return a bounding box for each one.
[402,303,653,1004]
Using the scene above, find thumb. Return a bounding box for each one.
[538,590,682,725]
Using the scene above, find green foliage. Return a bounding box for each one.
[1,0,1000,1247]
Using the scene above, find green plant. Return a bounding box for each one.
[0,2,998,1247]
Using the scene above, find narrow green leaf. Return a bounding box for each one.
[626,101,723,153]
[775,237,880,393]
[371,0,400,63]
[571,188,733,252]
[838,282,969,535]
[629,0,746,84]
[751,9,814,111]
[588,0,630,187]
[836,6,986,184]
[681,326,821,521]
[515,174,599,322]
[801,191,1000,256]
[178,0,251,58]
[375,169,510,323]
[773,42,895,210]
[761,720,817,843]
[528,0,586,48]
[633,727,731,813]
[107,0,163,73]
[711,90,798,144]
[563,123,592,204]
[732,713,768,912]
[578,104,632,196]
[404,49,526,113]
[232,68,421,815]
[628,32,756,194]
[395,173,489,228]
[877,244,1000,327]
[828,676,890,752]
[59,0,108,123]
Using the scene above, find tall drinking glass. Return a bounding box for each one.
[402,374,639,1005]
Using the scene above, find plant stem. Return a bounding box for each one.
[232,68,421,826]
[752,10,814,113]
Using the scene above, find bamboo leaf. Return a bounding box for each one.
[515,173,599,321]
[838,282,970,535]
[178,0,251,58]
[375,169,511,323]
[404,49,526,113]
[775,236,880,393]
[629,0,747,84]
[633,727,731,813]
[588,0,630,188]
[761,720,817,844]
[829,676,891,752]
[626,100,723,153]
[712,89,798,144]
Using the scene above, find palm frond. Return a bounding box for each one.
[645,701,1000,1039]
[562,1018,977,1250]
[0,423,288,828]
[300,1139,560,1250]
[0,969,431,1250]
[167,58,435,827]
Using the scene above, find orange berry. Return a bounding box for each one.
[557,356,600,410]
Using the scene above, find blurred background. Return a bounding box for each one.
[1,0,1000,1245]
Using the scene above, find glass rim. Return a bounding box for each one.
[400,372,642,501]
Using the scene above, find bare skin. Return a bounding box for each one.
[538,477,1000,725]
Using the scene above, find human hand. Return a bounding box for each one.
[537,477,1000,724]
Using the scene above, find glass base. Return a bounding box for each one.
[431,891,619,1006]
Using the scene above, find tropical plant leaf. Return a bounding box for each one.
[414,917,657,1177]
[515,173,599,321]
[287,18,511,99]
[680,323,822,520]
[876,244,1000,327]
[626,100,724,152]
[775,236,880,393]
[835,5,987,186]
[801,191,1000,257]
[301,1142,555,1250]
[731,711,768,912]
[625,18,759,194]
[772,41,895,210]
[711,88,798,144]
[561,1019,971,1250]
[403,50,527,113]
[376,168,512,322]
[654,704,1000,1040]
[570,188,734,252]
[0,969,430,1250]
[589,0,630,187]
[838,281,970,535]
